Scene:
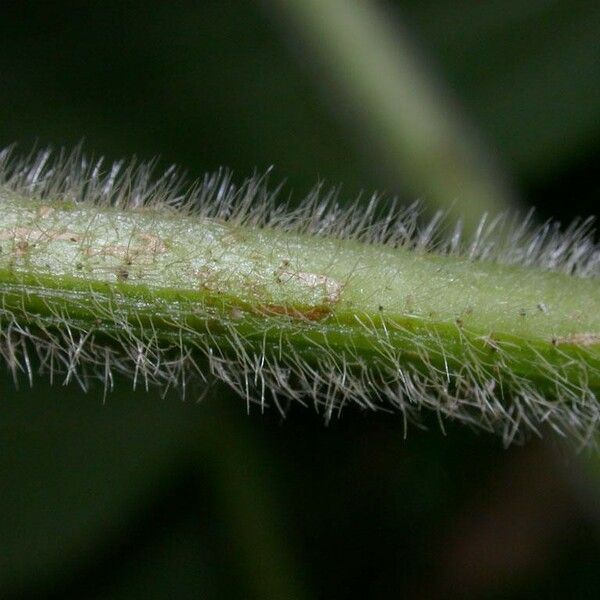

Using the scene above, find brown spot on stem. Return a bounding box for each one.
[0,227,81,244]
[256,304,331,321]
[86,232,166,262]
[136,232,167,254]
[15,240,29,255]
[554,333,600,347]
[116,267,129,281]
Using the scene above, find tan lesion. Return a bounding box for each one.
[0,226,81,243]
[254,303,332,321]
[0,226,82,256]
[84,231,168,262]
[136,232,168,254]
[193,264,341,322]
[267,264,343,320]
[555,333,600,347]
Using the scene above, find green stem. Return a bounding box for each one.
[0,187,598,442]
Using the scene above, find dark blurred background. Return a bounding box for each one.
[0,1,598,598]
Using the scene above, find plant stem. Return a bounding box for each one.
[0,187,598,441]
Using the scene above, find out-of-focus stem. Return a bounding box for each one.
[270,0,518,231]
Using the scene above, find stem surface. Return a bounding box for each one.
[0,190,598,439]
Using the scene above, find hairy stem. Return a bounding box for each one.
[0,173,598,442]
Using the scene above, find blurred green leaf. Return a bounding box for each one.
[402,0,600,180]
[0,374,201,593]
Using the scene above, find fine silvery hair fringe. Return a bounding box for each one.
[0,146,598,446]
